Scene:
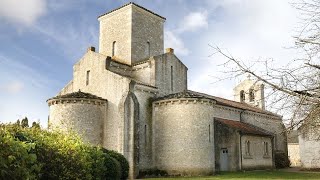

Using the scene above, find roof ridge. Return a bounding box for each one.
[98,2,166,20]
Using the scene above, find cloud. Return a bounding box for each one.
[178,11,208,33]
[164,30,190,56]
[0,81,24,94]
[0,0,46,26]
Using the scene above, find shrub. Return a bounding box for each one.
[103,149,129,180]
[0,123,108,180]
[275,151,290,169]
[0,126,40,179]
[104,154,121,179]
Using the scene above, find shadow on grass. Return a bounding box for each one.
[144,170,320,179]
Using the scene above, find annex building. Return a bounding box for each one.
[47,2,288,178]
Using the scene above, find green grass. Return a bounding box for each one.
[144,170,320,180]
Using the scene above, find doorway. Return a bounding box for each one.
[220,148,229,171]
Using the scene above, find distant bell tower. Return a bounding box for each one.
[233,75,265,110]
[98,2,166,65]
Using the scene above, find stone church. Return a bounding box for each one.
[47,2,288,178]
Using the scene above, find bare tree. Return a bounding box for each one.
[210,0,320,133]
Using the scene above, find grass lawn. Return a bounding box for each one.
[143,170,320,180]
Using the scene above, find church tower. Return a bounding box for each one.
[98,2,166,65]
[233,75,265,110]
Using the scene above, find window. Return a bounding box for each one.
[86,70,90,85]
[263,142,269,156]
[112,41,116,56]
[240,90,245,102]
[170,66,173,92]
[144,124,147,148]
[245,140,251,156]
[249,89,255,102]
[209,124,211,142]
[147,41,150,57]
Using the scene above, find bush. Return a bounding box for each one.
[104,154,121,179]
[103,149,129,180]
[0,123,109,180]
[0,127,40,179]
[275,151,290,169]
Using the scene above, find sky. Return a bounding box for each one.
[0,0,300,127]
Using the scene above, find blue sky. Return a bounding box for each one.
[0,0,299,127]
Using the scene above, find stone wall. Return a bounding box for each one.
[133,84,158,171]
[48,98,106,145]
[299,130,320,169]
[131,5,164,62]
[241,135,273,170]
[98,4,165,65]
[241,112,287,154]
[152,98,215,176]
[69,51,132,150]
[154,53,188,96]
[98,5,132,64]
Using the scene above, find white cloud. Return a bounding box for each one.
[164,30,190,56]
[178,11,208,32]
[0,81,24,94]
[0,0,46,26]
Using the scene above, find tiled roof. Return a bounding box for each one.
[155,91,208,100]
[47,90,106,101]
[215,118,273,136]
[98,2,166,20]
[155,90,280,117]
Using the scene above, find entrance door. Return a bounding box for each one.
[220,148,229,171]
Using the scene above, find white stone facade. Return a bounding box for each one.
[47,2,288,178]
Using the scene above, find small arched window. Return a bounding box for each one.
[112,41,116,56]
[240,90,245,102]
[249,89,255,102]
[147,41,150,57]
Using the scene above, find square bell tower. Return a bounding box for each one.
[98,2,166,65]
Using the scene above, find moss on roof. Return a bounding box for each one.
[48,90,107,101]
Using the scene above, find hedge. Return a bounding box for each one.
[0,123,129,180]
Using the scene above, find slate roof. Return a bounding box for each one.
[47,90,106,101]
[215,118,273,136]
[98,2,166,20]
[155,90,281,117]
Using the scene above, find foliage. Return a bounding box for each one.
[104,154,121,180]
[103,149,129,180]
[21,117,29,128]
[0,123,129,180]
[0,126,40,179]
[275,151,290,169]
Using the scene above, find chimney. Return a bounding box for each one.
[87,46,95,52]
[166,48,174,54]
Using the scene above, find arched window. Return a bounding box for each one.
[112,41,116,56]
[249,89,255,102]
[264,142,269,156]
[240,90,245,102]
[147,41,150,57]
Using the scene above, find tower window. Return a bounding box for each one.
[249,89,255,102]
[147,41,150,57]
[240,90,245,102]
[112,41,116,56]
[209,124,211,142]
[86,70,90,85]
